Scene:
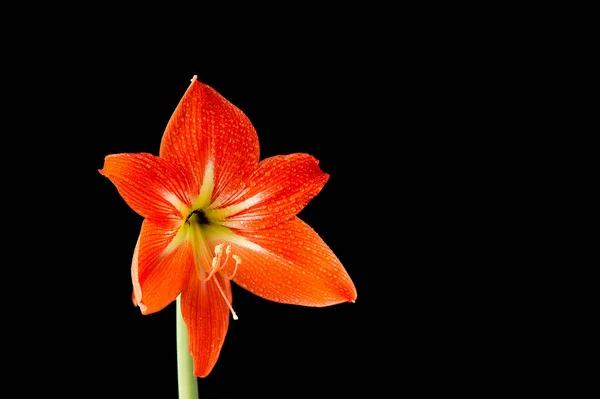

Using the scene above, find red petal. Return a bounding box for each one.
[180,272,232,378]
[99,153,194,227]
[212,154,329,230]
[132,220,193,315]
[212,218,357,307]
[159,77,260,202]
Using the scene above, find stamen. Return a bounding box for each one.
[227,255,241,279]
[189,230,243,317]
[197,257,219,282]
[196,242,243,282]
[218,248,231,273]
[213,277,238,320]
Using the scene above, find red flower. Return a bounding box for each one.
[100,76,357,377]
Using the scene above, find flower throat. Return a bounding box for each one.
[186,209,209,225]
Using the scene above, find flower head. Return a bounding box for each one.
[100,76,357,377]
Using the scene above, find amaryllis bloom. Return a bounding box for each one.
[100,76,357,377]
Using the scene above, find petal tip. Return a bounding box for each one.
[192,353,219,378]
[344,284,358,304]
[194,369,211,378]
[138,301,149,315]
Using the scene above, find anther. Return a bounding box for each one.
[200,243,241,282]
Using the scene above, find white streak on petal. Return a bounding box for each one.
[205,193,264,220]
[163,192,188,215]
[203,224,265,253]
[163,224,189,257]
[192,162,214,210]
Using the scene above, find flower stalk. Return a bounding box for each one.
[176,295,199,399]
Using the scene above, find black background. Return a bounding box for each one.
[75,59,409,398]
[11,14,509,398]
[76,59,445,398]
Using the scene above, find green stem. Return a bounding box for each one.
[176,295,199,399]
